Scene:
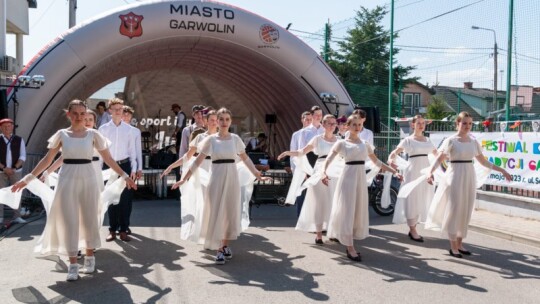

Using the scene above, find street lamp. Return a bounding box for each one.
[472,25,498,114]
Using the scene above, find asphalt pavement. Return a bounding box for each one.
[1,199,539,304]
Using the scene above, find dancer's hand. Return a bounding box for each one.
[322,173,330,186]
[11,181,27,192]
[171,180,186,190]
[125,177,138,190]
[394,173,403,182]
[426,173,434,185]
[277,151,289,161]
[160,167,171,179]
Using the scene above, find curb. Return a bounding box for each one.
[469,223,540,249]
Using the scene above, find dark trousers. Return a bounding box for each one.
[108,161,133,233]
[296,189,307,218]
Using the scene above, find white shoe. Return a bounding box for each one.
[12,217,26,224]
[80,256,95,274]
[66,264,79,281]
[215,251,226,265]
[223,246,233,260]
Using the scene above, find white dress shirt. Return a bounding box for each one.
[1,134,26,173]
[298,124,324,149]
[179,122,204,157]
[131,126,143,171]
[289,128,305,171]
[98,121,137,172]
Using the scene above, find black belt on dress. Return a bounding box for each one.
[205,156,211,159]
[345,161,365,165]
[449,160,473,163]
[409,154,428,158]
[63,159,91,164]
[318,155,328,159]
[116,158,129,165]
[212,159,235,164]
[92,157,99,161]
[194,153,211,159]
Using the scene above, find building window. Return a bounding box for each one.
[402,93,421,116]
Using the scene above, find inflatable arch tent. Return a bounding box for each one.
[9,0,354,153]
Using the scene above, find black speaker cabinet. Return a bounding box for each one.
[0,89,8,119]
[357,106,381,133]
[265,114,277,124]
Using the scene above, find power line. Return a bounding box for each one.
[396,44,492,50]
[414,55,487,71]
[398,49,490,55]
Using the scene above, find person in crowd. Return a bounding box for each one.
[388,115,437,242]
[347,109,374,146]
[95,101,111,128]
[171,104,187,156]
[122,105,143,234]
[322,115,401,262]
[178,105,205,158]
[11,99,136,281]
[0,118,26,224]
[173,107,270,265]
[246,133,268,153]
[99,98,138,242]
[278,114,338,244]
[161,110,218,178]
[336,115,348,139]
[289,111,312,172]
[426,111,511,258]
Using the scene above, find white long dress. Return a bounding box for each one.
[425,135,483,240]
[327,140,373,246]
[180,133,212,243]
[199,133,246,250]
[37,129,108,257]
[392,137,435,225]
[296,135,337,232]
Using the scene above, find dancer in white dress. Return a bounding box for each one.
[173,108,270,265]
[388,115,437,242]
[278,114,338,244]
[426,112,511,258]
[322,115,401,262]
[162,110,218,243]
[11,100,137,281]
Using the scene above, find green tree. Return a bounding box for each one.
[325,6,417,120]
[427,95,450,120]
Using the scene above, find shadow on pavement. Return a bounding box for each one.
[193,232,330,302]
[11,234,184,304]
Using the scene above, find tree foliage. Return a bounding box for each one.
[324,6,417,120]
[427,95,450,120]
[326,6,416,88]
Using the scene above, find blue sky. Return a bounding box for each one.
[5,0,538,98]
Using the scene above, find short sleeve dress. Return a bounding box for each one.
[425,135,483,240]
[197,133,246,250]
[327,139,374,246]
[392,136,436,225]
[36,129,108,257]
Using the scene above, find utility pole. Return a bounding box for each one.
[505,0,514,123]
[387,0,395,155]
[69,0,77,28]
[323,20,330,62]
[0,0,6,59]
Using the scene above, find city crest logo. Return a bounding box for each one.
[119,12,144,39]
[259,24,279,44]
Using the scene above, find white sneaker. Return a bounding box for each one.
[80,256,95,274]
[215,251,226,265]
[66,264,79,281]
[223,246,233,260]
[12,217,26,224]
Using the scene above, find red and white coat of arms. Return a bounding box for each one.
[119,12,144,39]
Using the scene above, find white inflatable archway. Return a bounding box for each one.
[11,0,353,153]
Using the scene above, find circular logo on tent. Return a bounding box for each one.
[259,24,279,44]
